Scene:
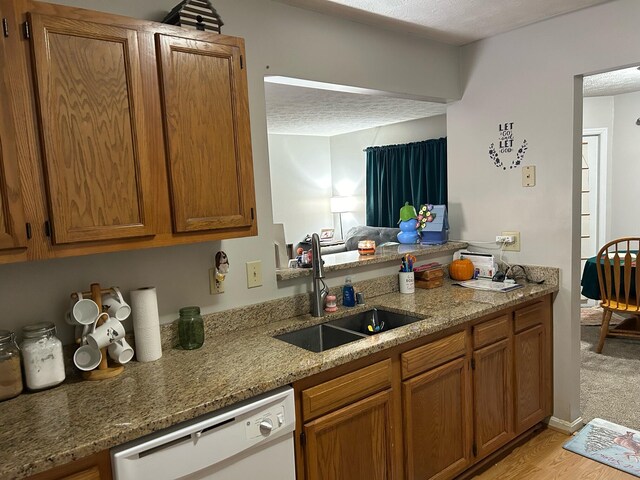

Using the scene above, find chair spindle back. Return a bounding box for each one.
[596,237,640,312]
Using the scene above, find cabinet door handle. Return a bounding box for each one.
[26,223,32,240]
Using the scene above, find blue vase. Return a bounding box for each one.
[397,219,419,244]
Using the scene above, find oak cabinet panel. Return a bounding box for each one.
[25,449,111,480]
[514,324,546,434]
[473,338,514,459]
[0,38,27,251]
[304,390,394,480]
[28,13,155,244]
[402,357,472,480]
[156,34,255,233]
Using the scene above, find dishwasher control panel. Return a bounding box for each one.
[246,404,286,439]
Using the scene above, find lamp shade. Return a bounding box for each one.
[330,196,354,213]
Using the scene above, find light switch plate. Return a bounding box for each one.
[522,165,536,187]
[246,261,262,288]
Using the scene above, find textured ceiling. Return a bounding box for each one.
[265,81,446,136]
[584,67,640,97]
[276,0,612,46]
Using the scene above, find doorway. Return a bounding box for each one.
[580,129,607,307]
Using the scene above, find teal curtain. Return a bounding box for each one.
[365,138,447,227]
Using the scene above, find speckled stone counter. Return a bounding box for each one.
[276,241,468,280]
[0,271,558,479]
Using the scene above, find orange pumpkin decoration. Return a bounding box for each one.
[449,258,475,280]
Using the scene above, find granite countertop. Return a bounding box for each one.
[0,276,558,479]
[276,241,468,280]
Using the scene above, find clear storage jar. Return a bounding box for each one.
[0,330,23,401]
[20,322,66,391]
[178,306,204,350]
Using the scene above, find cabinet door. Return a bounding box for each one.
[25,449,111,480]
[402,357,472,480]
[304,390,394,480]
[28,13,155,244]
[156,34,255,233]
[514,324,546,434]
[0,39,27,250]
[473,338,513,459]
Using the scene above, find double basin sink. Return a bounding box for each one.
[274,308,425,352]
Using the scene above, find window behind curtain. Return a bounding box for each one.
[365,138,447,228]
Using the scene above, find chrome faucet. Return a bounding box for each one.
[311,233,328,317]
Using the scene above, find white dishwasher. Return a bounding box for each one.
[111,386,296,480]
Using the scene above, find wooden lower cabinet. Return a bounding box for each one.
[25,450,111,480]
[402,357,472,480]
[473,338,514,459]
[304,390,394,480]
[293,295,553,480]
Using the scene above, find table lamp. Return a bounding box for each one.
[330,196,354,240]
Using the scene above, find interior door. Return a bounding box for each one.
[28,13,155,244]
[156,33,255,233]
[581,135,601,306]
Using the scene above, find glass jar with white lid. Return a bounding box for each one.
[20,322,66,391]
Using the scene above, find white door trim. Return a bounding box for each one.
[582,128,608,245]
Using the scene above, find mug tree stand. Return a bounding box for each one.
[71,282,124,381]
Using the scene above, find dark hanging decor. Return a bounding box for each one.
[162,0,224,34]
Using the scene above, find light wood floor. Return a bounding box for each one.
[473,428,635,479]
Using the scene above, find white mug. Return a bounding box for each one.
[108,338,134,364]
[86,314,126,350]
[103,287,131,322]
[399,271,415,294]
[73,344,103,371]
[65,294,100,326]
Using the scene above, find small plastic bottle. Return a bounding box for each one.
[342,277,356,307]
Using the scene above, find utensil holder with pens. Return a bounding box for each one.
[399,271,415,294]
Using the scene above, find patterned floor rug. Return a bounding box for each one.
[564,418,640,477]
[581,305,624,326]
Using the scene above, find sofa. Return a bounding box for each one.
[296,226,401,255]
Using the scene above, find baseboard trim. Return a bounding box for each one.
[547,416,584,434]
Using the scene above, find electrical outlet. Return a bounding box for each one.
[502,231,521,252]
[209,268,224,294]
[496,235,514,244]
[246,261,262,288]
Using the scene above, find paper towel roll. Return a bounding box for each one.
[130,287,162,362]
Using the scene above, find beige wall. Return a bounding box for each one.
[0,0,460,343]
[448,0,640,424]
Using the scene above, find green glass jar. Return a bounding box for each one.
[178,306,204,350]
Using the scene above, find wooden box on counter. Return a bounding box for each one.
[415,267,444,289]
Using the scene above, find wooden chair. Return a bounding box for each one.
[595,237,640,353]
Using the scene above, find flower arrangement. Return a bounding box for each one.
[417,204,436,231]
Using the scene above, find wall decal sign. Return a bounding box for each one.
[489,122,528,170]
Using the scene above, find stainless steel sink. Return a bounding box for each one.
[327,308,425,335]
[274,308,425,352]
[274,324,367,352]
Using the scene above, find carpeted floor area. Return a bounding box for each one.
[581,326,640,430]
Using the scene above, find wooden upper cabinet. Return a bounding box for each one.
[156,33,255,233]
[0,40,27,251]
[27,13,155,244]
